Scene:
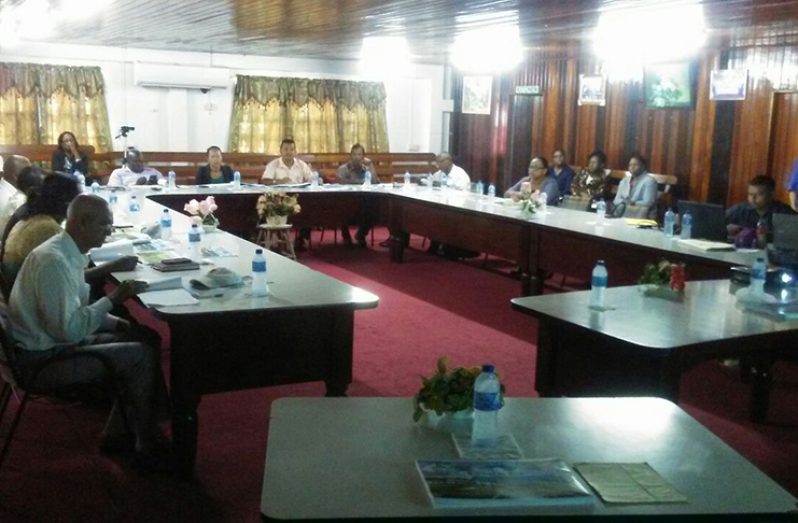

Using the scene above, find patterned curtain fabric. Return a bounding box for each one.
[229,75,390,153]
[0,63,113,151]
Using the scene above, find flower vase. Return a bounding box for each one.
[202,214,220,233]
[266,215,288,226]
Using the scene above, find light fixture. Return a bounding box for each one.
[594,1,706,78]
[450,15,523,74]
[359,36,411,78]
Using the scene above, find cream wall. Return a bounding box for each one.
[1,42,448,154]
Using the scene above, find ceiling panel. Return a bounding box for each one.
[3,0,798,63]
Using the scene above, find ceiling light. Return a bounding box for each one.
[360,36,411,78]
[451,24,523,74]
[594,2,706,67]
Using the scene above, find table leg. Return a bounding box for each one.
[169,322,202,477]
[324,309,354,397]
[390,232,405,262]
[749,357,774,423]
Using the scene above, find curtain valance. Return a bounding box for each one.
[0,63,106,98]
[234,75,387,110]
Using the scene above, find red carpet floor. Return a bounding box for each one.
[0,228,796,522]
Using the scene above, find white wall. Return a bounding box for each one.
[1,42,447,153]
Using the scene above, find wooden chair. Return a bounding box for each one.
[0,311,121,470]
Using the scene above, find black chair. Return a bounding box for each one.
[0,311,122,471]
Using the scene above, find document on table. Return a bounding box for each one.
[574,462,687,504]
[138,289,199,307]
[676,238,734,251]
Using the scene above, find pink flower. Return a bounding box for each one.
[184,196,218,217]
[184,199,200,215]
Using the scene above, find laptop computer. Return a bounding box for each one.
[768,213,798,270]
[677,201,726,242]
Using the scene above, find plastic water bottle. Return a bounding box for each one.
[590,260,608,309]
[233,170,241,191]
[539,192,548,211]
[404,171,410,187]
[596,200,606,221]
[310,171,320,190]
[128,195,141,223]
[160,209,172,240]
[441,173,449,191]
[90,181,100,195]
[751,257,767,295]
[680,211,692,239]
[487,184,496,198]
[76,173,86,192]
[471,364,501,447]
[251,248,269,296]
[167,170,176,190]
[475,180,484,196]
[363,171,372,187]
[108,191,118,211]
[188,223,202,261]
[756,218,767,249]
[664,208,675,237]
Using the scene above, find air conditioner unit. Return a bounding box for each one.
[134,63,230,90]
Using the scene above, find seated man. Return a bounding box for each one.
[726,175,796,243]
[8,194,170,471]
[548,149,576,196]
[337,143,376,247]
[0,164,44,243]
[107,148,164,187]
[0,155,32,234]
[612,154,657,218]
[260,138,312,185]
[261,138,313,249]
[423,153,471,191]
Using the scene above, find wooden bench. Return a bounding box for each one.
[0,145,437,185]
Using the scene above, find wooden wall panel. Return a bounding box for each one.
[451,41,798,205]
[727,76,775,204]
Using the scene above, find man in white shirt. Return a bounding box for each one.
[8,194,170,471]
[260,138,312,184]
[424,153,471,191]
[107,148,164,187]
[0,155,31,235]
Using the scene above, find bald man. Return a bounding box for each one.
[424,153,471,191]
[0,155,32,234]
[8,194,171,472]
[108,148,164,187]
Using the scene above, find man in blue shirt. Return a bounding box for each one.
[726,175,795,241]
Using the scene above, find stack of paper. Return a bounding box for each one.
[138,289,198,307]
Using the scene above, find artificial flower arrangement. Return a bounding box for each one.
[517,181,543,216]
[256,192,301,221]
[184,196,219,226]
[639,259,686,292]
[412,356,506,422]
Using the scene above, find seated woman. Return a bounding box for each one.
[51,131,90,180]
[613,154,658,218]
[0,173,136,297]
[1,172,82,294]
[571,150,610,201]
[504,156,560,205]
[195,145,234,184]
[548,149,576,196]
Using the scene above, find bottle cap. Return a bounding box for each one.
[481,364,495,373]
[191,223,198,229]
[256,248,263,254]
[597,259,605,265]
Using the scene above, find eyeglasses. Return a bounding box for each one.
[528,165,546,171]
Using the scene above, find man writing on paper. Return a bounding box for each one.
[107,148,164,187]
[8,194,171,472]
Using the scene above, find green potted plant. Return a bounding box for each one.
[412,357,505,422]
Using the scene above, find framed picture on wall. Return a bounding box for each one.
[461,75,492,115]
[710,69,748,101]
[578,74,606,106]
[644,63,694,108]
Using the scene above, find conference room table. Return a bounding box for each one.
[260,397,798,520]
[105,187,379,475]
[148,182,761,296]
[511,280,798,422]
